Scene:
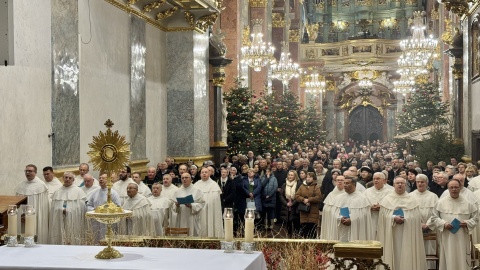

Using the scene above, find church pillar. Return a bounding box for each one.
[51,0,80,166]
[209,57,232,166]
[166,31,212,164]
[336,110,345,142]
[129,16,147,161]
[386,107,396,141]
[325,90,336,141]
[248,0,270,95]
[445,46,463,139]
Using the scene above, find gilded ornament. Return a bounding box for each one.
[289,30,300,42]
[314,1,325,10]
[213,76,226,86]
[326,80,336,91]
[243,26,251,46]
[272,13,286,28]
[142,0,166,12]
[306,24,319,41]
[404,0,416,5]
[306,48,317,59]
[441,18,454,45]
[127,0,140,5]
[431,8,439,20]
[184,11,196,27]
[249,0,267,7]
[355,0,373,6]
[196,13,218,32]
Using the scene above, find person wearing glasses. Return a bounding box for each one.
[14,164,49,244]
[173,173,205,236]
[440,174,477,204]
[377,177,427,270]
[49,171,87,245]
[427,179,478,270]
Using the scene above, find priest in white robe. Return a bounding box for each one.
[473,189,480,244]
[86,174,122,243]
[377,177,427,270]
[161,174,179,228]
[427,179,478,270]
[363,172,392,238]
[74,163,99,187]
[468,175,480,192]
[320,174,345,240]
[410,174,438,269]
[42,166,63,204]
[81,174,100,203]
[441,174,477,204]
[332,178,373,242]
[49,172,86,245]
[119,183,154,236]
[194,167,224,238]
[132,172,152,197]
[174,173,205,236]
[14,164,50,244]
[112,166,136,205]
[148,183,171,236]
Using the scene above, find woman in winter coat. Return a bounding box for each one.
[280,170,302,237]
[243,168,262,223]
[261,167,278,230]
[295,172,322,239]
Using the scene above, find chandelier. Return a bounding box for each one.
[305,73,326,95]
[393,76,415,96]
[358,77,372,89]
[271,42,300,86]
[241,19,275,72]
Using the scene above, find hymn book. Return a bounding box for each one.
[176,195,194,204]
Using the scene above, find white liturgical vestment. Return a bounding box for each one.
[320,187,345,240]
[44,177,63,205]
[378,192,427,270]
[81,185,100,203]
[194,178,224,238]
[161,184,179,227]
[14,176,49,244]
[138,182,152,197]
[49,185,86,245]
[148,195,171,236]
[173,184,205,236]
[120,194,154,236]
[112,178,136,205]
[427,195,478,270]
[74,175,99,187]
[86,187,122,243]
[363,185,392,237]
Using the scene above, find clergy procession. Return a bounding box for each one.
[12,141,480,270]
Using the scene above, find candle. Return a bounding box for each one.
[224,218,234,242]
[25,214,36,236]
[7,213,17,236]
[244,218,254,243]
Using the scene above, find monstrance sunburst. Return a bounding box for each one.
[85,119,132,259]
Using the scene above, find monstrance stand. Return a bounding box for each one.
[85,119,132,259]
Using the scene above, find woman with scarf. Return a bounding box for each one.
[280,170,302,237]
[295,172,322,239]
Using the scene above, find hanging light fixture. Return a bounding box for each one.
[241,19,275,72]
[305,73,326,95]
[393,76,415,96]
[271,42,300,86]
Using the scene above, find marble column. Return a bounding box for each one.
[445,47,463,139]
[51,0,80,166]
[209,57,232,166]
[325,90,336,141]
[129,16,146,160]
[386,107,396,141]
[166,31,211,162]
[336,110,345,141]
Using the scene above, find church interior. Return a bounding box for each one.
[1,0,480,268]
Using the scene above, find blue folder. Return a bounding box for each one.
[393,208,404,217]
[340,207,350,218]
[177,194,194,204]
[450,218,461,234]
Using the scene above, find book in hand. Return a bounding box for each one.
[393,208,404,217]
[340,207,350,218]
[177,195,194,204]
[450,218,461,234]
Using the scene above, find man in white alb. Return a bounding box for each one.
[174,173,205,236]
[42,166,63,204]
[74,163,99,187]
[112,166,136,205]
[132,172,152,197]
[81,174,100,203]
[363,172,392,238]
[161,173,179,227]
[194,167,223,237]
[148,183,171,236]
[120,183,154,236]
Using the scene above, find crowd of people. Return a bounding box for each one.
[12,139,480,270]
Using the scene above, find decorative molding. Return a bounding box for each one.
[213,76,226,86]
[184,11,196,27]
[272,13,286,28]
[172,155,214,167]
[289,29,300,42]
[243,26,251,46]
[355,0,372,6]
[249,0,267,7]
[156,6,179,20]
[196,13,218,32]
[143,0,166,12]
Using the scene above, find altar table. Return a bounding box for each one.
[0,244,267,270]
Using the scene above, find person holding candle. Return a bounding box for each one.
[49,171,87,245]
[14,164,49,244]
[295,172,321,239]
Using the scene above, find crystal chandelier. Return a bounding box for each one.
[393,76,415,96]
[305,73,326,95]
[241,19,275,72]
[358,77,372,89]
[271,42,300,86]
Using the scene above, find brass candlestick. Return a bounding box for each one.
[85,119,132,259]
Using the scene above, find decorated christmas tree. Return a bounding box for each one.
[223,81,258,154]
[299,99,327,144]
[396,82,449,134]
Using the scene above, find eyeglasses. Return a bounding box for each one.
[24,170,34,173]
[181,177,190,180]
[448,187,460,190]
[64,177,73,179]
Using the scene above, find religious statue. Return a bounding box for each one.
[221,96,228,143]
[209,28,227,57]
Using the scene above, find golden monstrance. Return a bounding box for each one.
[85,119,132,259]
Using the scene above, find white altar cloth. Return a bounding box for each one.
[0,245,267,270]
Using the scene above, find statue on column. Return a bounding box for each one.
[221,96,228,144]
[209,28,227,57]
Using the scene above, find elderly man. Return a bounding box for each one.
[411,174,438,269]
[174,173,205,236]
[148,183,171,236]
[42,166,63,204]
[320,173,345,240]
[332,178,373,242]
[74,163,99,187]
[427,179,478,270]
[81,174,100,203]
[50,172,86,245]
[377,177,426,270]
[132,172,152,197]
[441,174,477,203]
[194,167,223,238]
[120,183,154,236]
[363,172,392,237]
[112,166,136,205]
[14,164,49,244]
[430,171,448,197]
[86,173,121,243]
[160,174,179,227]
[143,167,158,190]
